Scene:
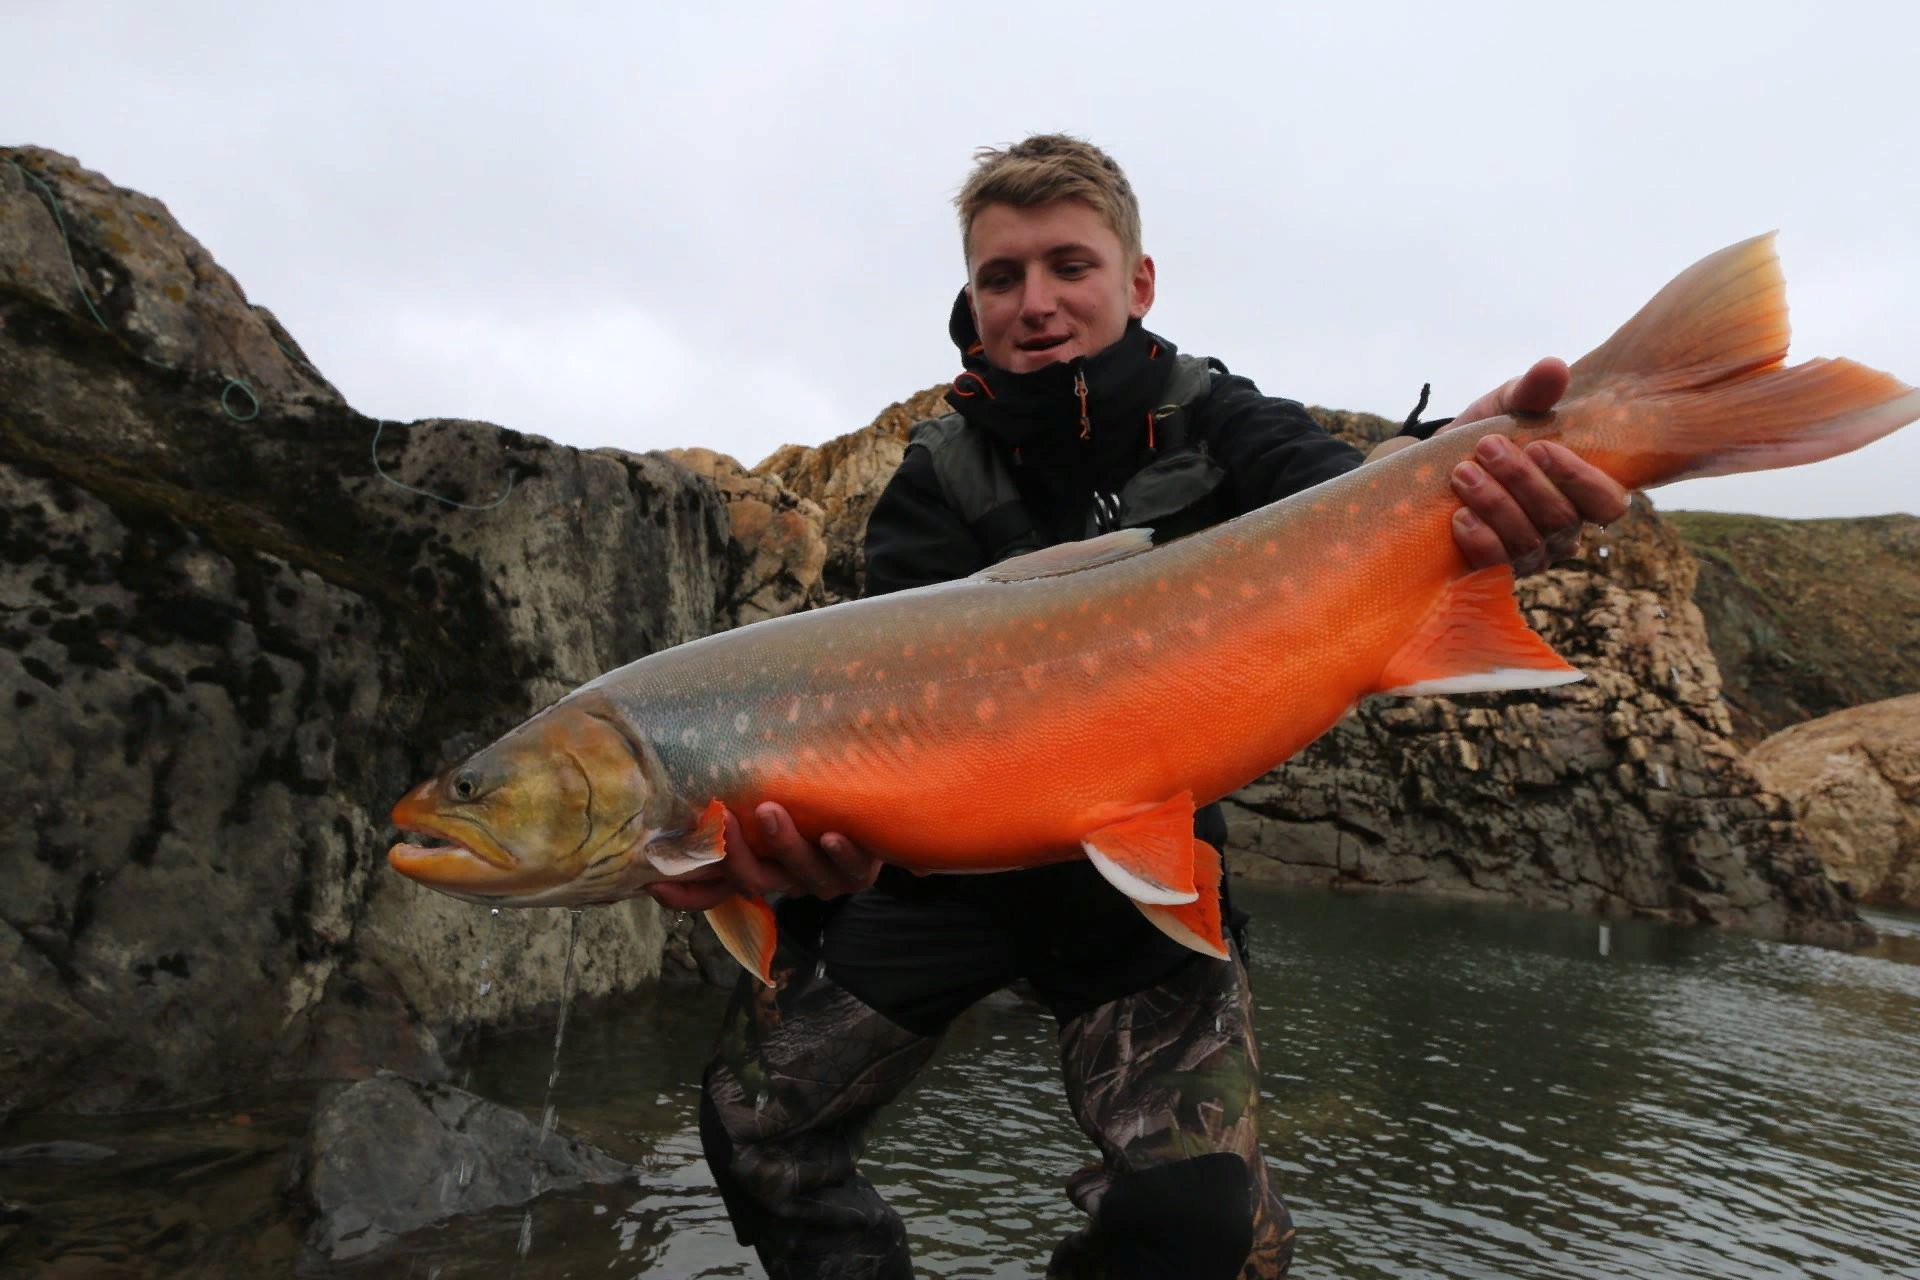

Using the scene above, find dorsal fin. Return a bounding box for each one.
[974,529,1155,582]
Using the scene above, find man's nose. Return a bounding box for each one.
[1020,270,1058,321]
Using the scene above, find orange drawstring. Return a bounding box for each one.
[1146,410,1156,450]
[952,370,995,400]
[1074,369,1091,440]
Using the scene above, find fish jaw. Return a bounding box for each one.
[386,776,544,897]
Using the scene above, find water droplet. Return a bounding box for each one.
[490,907,501,917]
[1597,546,1610,559]
[476,980,491,997]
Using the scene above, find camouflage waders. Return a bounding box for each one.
[699,864,1294,1279]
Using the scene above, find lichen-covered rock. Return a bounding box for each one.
[665,445,827,625]
[288,1072,636,1265]
[759,384,949,600]
[1747,694,1920,909]
[1,148,729,1115]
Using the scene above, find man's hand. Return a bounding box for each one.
[645,802,882,913]
[1372,356,1630,575]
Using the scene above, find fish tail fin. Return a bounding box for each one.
[1132,839,1230,961]
[1565,233,1920,490]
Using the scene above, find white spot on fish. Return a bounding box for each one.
[922,682,941,707]
[976,697,997,722]
[681,728,700,747]
[734,712,750,734]
[1263,541,1278,556]
[1187,619,1210,638]
[1079,654,1102,676]
[1238,583,1258,599]
[1133,630,1153,651]
[1192,583,1212,599]
[1021,666,1044,690]
[786,699,801,723]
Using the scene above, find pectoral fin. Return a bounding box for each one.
[1083,794,1200,905]
[1132,839,1230,960]
[646,798,730,877]
[1376,565,1584,696]
[704,893,777,986]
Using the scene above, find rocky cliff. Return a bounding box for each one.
[1663,511,1920,745]
[0,148,1875,1123]
[0,148,749,1116]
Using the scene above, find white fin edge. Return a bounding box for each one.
[1383,668,1588,697]
[1132,903,1231,960]
[1082,843,1199,905]
[647,845,726,877]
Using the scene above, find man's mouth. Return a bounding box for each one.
[1018,335,1070,354]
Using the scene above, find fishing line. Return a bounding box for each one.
[7,157,513,509]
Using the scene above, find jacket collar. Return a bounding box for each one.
[942,288,1179,468]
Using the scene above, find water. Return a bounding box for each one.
[5,889,1918,1278]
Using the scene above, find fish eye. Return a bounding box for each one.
[452,772,480,801]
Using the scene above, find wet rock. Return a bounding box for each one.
[288,1072,636,1265]
[0,1141,115,1165]
[1748,694,1920,909]
[3,147,702,1114]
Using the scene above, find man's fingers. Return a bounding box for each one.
[1450,356,1571,427]
[722,808,795,896]
[647,877,735,913]
[1526,441,1630,528]
[1451,454,1546,571]
[1505,357,1570,416]
[821,834,884,892]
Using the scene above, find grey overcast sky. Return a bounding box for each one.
[11,1,1918,517]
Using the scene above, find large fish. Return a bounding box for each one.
[388,235,1919,982]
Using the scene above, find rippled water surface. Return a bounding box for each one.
[7,890,1919,1278]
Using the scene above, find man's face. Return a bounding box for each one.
[965,199,1156,374]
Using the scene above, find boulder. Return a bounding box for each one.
[287,1072,636,1265]
[1747,694,1920,909]
[2,147,719,1114]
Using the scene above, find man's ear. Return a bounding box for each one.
[1129,254,1157,320]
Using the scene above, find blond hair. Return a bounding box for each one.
[954,134,1143,266]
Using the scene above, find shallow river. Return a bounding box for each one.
[8,887,1920,1278]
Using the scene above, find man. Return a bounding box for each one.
[652,135,1627,1278]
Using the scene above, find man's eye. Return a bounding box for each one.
[1056,261,1091,278]
[981,273,1015,290]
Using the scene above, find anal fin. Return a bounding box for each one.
[1083,794,1200,905]
[647,798,730,877]
[1376,565,1584,696]
[1133,839,1229,960]
[705,893,777,986]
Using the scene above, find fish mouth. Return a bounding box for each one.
[387,814,519,889]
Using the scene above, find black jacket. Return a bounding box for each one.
[864,301,1365,596]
